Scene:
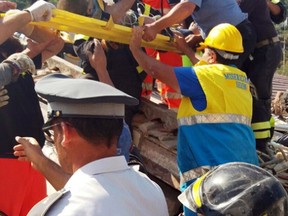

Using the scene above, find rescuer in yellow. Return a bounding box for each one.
[130,23,259,216]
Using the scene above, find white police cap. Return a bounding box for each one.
[35,73,138,124]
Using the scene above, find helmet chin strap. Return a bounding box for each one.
[214,49,239,60]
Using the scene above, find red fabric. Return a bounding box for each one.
[158,51,182,67]
[145,47,158,58]
[141,75,154,97]
[158,51,182,109]
[144,49,183,109]
[0,158,46,216]
[142,0,170,10]
[141,48,157,98]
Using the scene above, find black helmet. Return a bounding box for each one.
[178,162,288,216]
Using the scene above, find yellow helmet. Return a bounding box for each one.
[198,23,243,53]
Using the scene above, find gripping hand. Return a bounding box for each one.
[4,53,36,81]
[24,0,55,22]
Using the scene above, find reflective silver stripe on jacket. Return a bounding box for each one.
[178,114,251,126]
[180,166,212,185]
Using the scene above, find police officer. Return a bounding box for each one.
[13,73,169,216]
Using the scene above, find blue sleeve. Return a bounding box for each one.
[117,121,132,162]
[186,0,202,7]
[174,67,206,111]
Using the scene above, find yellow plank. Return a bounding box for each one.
[20,9,178,52]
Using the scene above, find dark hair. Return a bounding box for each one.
[56,117,123,148]
[213,49,240,66]
[57,0,88,15]
[0,37,24,62]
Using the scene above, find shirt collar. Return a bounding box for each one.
[65,156,129,189]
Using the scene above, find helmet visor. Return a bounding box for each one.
[178,172,210,212]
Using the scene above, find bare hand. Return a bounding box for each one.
[142,23,158,42]
[0,1,16,12]
[173,31,189,54]
[88,39,107,72]
[185,34,203,50]
[188,22,200,35]
[0,86,8,108]
[24,37,55,59]
[13,136,45,169]
[130,26,145,51]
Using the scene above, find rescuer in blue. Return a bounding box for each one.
[130,23,259,216]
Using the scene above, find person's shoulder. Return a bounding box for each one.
[129,169,164,191]
[271,1,287,24]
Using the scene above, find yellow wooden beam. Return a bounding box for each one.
[11,9,178,52]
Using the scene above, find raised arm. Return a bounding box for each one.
[0,0,55,45]
[142,1,196,42]
[129,26,180,92]
[14,136,71,190]
[0,11,31,45]
[174,32,199,65]
[25,27,64,62]
[88,39,114,86]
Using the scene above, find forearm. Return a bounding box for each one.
[130,47,180,92]
[94,67,114,86]
[153,2,195,31]
[0,11,31,45]
[35,155,71,190]
[89,39,112,85]
[28,27,64,62]
[41,36,64,62]
[178,41,199,65]
[185,50,199,65]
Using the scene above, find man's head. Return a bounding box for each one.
[197,23,243,65]
[56,0,88,16]
[35,73,138,172]
[178,162,288,216]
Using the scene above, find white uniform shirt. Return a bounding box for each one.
[32,156,169,216]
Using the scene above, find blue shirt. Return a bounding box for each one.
[174,67,205,111]
[117,121,132,161]
[185,0,248,37]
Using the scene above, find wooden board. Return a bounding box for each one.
[30,9,179,52]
